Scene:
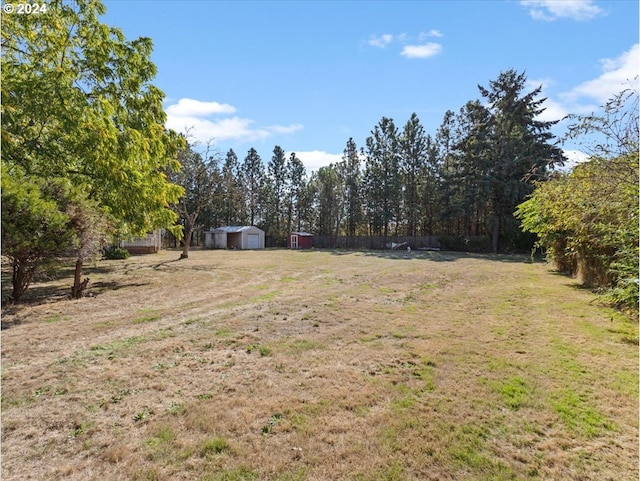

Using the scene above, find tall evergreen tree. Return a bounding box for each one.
[434,110,460,235]
[451,101,493,236]
[220,149,246,226]
[313,165,343,239]
[241,148,265,227]
[264,145,288,242]
[418,134,439,236]
[285,152,307,233]
[364,117,401,238]
[399,113,429,236]
[340,138,363,238]
[478,69,565,251]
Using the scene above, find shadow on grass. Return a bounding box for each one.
[0,279,151,325]
[90,280,151,294]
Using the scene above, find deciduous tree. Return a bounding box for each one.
[169,142,221,259]
[517,87,638,312]
[1,0,183,297]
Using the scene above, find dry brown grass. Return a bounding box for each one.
[1,248,638,481]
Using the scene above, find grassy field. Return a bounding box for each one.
[1,248,638,481]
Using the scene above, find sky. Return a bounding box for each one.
[102,0,639,172]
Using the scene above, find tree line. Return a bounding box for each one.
[179,70,564,253]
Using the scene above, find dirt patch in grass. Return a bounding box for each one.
[2,249,638,480]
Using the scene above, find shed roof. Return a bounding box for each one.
[291,231,314,236]
[212,226,263,233]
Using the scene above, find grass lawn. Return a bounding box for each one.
[1,248,638,481]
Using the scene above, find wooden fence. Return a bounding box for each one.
[312,235,441,250]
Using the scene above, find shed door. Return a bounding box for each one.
[247,233,260,249]
[290,235,298,249]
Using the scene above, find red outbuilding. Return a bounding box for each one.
[287,232,314,249]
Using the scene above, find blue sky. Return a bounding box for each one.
[103,0,639,171]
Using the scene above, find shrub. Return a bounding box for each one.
[103,245,130,260]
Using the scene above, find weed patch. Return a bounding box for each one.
[200,436,231,457]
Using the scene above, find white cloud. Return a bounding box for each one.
[164,98,303,145]
[525,78,570,122]
[536,97,570,122]
[527,44,639,128]
[289,150,343,172]
[367,31,444,58]
[268,124,304,134]
[165,98,236,116]
[560,149,590,171]
[419,29,443,40]
[400,43,442,59]
[563,43,640,105]
[369,34,394,48]
[520,0,604,21]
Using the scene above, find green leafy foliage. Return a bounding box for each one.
[103,245,131,260]
[516,154,639,311]
[1,0,185,300]
[516,87,639,312]
[1,166,73,302]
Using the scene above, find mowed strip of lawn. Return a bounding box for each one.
[1,249,637,481]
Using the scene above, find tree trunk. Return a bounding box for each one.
[11,258,35,303]
[71,257,89,298]
[180,226,193,259]
[491,216,500,253]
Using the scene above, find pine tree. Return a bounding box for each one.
[451,101,493,236]
[399,113,429,236]
[478,70,564,251]
[242,148,266,227]
[220,149,246,226]
[340,138,363,238]
[364,117,401,238]
[264,145,288,242]
[285,153,307,233]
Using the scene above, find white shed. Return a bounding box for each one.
[205,226,265,250]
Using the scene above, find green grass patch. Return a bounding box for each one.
[200,467,256,481]
[215,327,233,337]
[552,389,616,437]
[360,333,383,343]
[89,335,145,355]
[246,343,271,356]
[199,436,231,457]
[415,358,436,392]
[391,387,417,412]
[282,339,323,354]
[492,376,529,410]
[144,425,175,448]
[132,309,161,324]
